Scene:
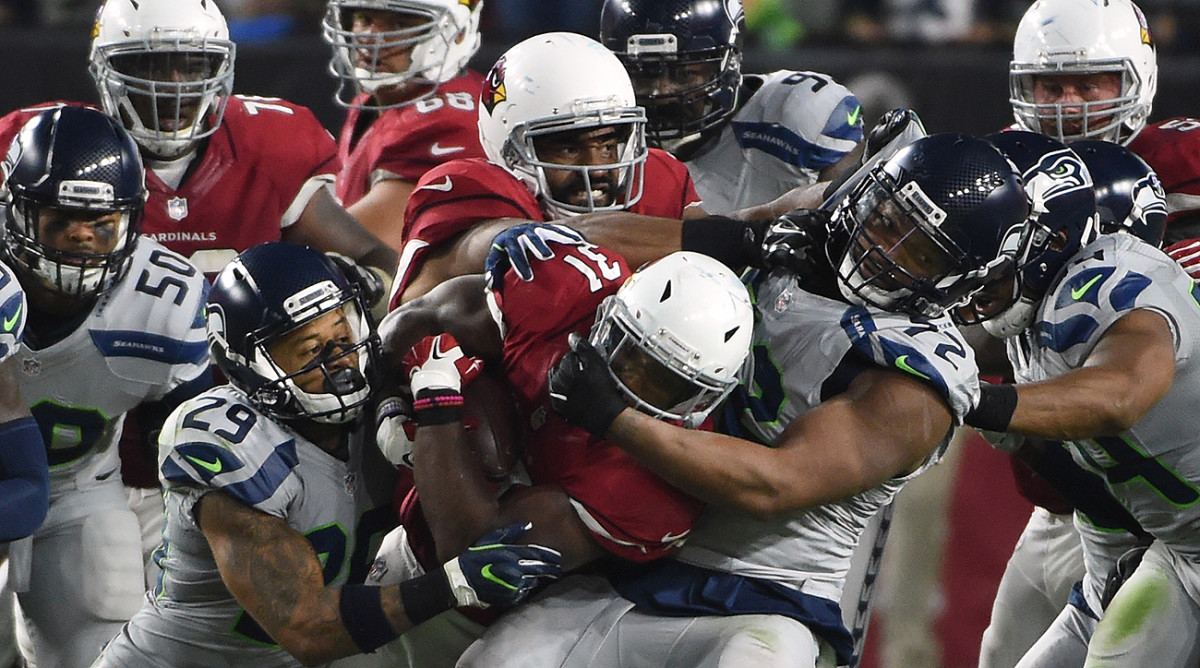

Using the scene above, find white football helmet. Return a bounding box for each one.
[323,0,483,109]
[1010,0,1156,145]
[589,251,753,428]
[89,0,235,160]
[478,32,648,218]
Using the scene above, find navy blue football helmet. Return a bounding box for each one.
[2,105,146,300]
[827,133,1028,318]
[960,131,1100,336]
[1070,140,1167,247]
[206,242,381,424]
[600,0,743,157]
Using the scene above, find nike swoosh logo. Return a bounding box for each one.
[895,355,930,380]
[3,302,22,332]
[847,105,862,126]
[430,143,465,156]
[480,564,518,591]
[186,453,223,474]
[419,176,454,192]
[1071,274,1103,300]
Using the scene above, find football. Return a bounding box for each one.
[462,373,524,482]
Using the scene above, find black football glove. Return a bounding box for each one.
[863,108,926,166]
[746,209,830,278]
[443,522,562,609]
[547,334,628,438]
[325,252,386,312]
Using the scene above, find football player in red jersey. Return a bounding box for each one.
[1010,0,1200,247]
[388,31,823,308]
[370,244,752,665]
[323,0,490,253]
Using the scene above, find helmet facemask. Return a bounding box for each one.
[323,0,482,110]
[238,285,374,424]
[92,41,235,160]
[617,36,740,157]
[589,295,738,429]
[1010,60,1146,144]
[504,111,649,218]
[831,172,1001,318]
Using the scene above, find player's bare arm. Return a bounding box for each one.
[286,184,399,277]
[604,367,952,520]
[384,279,613,569]
[1004,309,1175,439]
[346,177,418,253]
[197,491,395,665]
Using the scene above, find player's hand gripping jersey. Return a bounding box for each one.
[488,243,705,561]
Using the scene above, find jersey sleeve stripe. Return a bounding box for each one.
[90,330,211,365]
[163,439,299,505]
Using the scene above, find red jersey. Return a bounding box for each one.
[335,71,487,207]
[491,243,705,560]
[1129,118,1200,240]
[139,95,340,275]
[1,97,336,276]
[388,148,699,309]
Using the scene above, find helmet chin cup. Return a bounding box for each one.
[982,298,1038,339]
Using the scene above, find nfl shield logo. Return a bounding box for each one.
[22,357,39,376]
[167,197,189,220]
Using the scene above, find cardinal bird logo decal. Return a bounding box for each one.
[482,56,507,115]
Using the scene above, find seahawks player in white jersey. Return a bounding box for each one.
[91,242,561,668]
[463,134,1029,667]
[599,0,863,215]
[0,258,46,543]
[0,106,211,668]
[971,132,1166,668]
[959,133,1200,666]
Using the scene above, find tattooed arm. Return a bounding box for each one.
[197,491,405,665]
[196,491,559,665]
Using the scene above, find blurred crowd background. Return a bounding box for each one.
[1,0,1198,51]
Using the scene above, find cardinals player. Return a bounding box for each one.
[323,0,490,252]
[371,244,752,666]
[388,31,821,308]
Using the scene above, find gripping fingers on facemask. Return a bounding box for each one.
[547,334,626,437]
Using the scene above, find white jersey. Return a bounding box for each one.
[1010,234,1200,570]
[15,238,210,499]
[0,260,27,362]
[94,385,397,668]
[620,271,976,664]
[686,71,863,214]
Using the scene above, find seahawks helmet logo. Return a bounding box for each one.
[1134,172,1168,219]
[1025,150,1090,212]
[482,56,507,115]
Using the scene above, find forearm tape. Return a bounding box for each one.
[680,216,762,270]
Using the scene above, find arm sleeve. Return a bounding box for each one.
[0,416,48,541]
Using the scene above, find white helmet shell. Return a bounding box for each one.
[1010,0,1156,145]
[478,32,648,218]
[590,251,753,428]
[323,0,484,109]
[89,0,235,159]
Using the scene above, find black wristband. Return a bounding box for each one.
[398,568,457,626]
[966,383,1019,432]
[339,584,400,652]
[412,388,464,427]
[680,216,764,269]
